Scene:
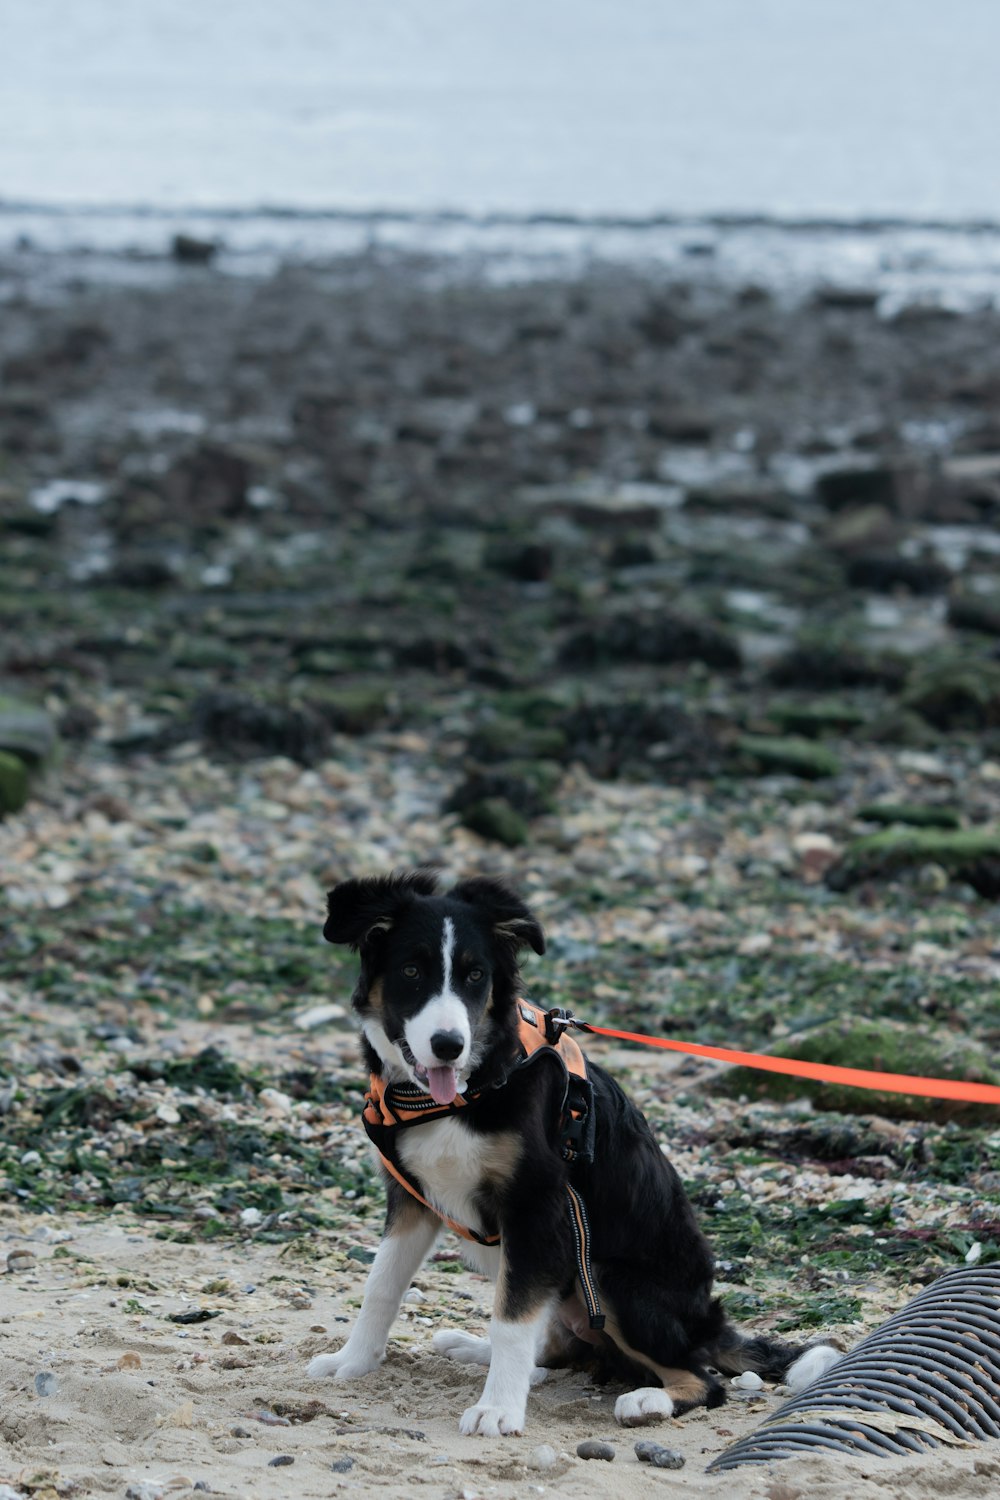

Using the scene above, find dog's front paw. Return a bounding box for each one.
[615,1387,675,1426]
[459,1402,525,1436]
[307,1346,382,1381]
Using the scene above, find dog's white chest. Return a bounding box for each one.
[397,1117,518,1242]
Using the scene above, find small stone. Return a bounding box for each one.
[34,1371,58,1397]
[126,1485,164,1500]
[117,1352,142,1370]
[634,1440,685,1469]
[221,1331,249,1346]
[732,1370,764,1391]
[155,1102,181,1125]
[294,1003,347,1031]
[528,1444,558,1470]
[7,1249,37,1272]
[330,1458,354,1473]
[240,1208,262,1227]
[268,1455,295,1467]
[576,1439,615,1461]
[230,1427,252,1438]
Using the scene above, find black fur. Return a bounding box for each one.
[322,869,818,1419]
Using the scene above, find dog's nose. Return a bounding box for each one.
[430,1030,465,1063]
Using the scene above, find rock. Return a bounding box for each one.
[528,1444,559,1470]
[814,465,898,511]
[736,735,841,780]
[293,1004,347,1031]
[903,658,1000,730]
[267,1456,294,1467]
[446,761,560,822]
[948,591,1000,637]
[125,1485,164,1500]
[307,686,390,736]
[560,610,741,671]
[193,690,330,765]
[560,699,724,783]
[576,1439,615,1461]
[171,233,218,265]
[767,700,867,738]
[0,698,57,764]
[769,642,906,691]
[844,551,952,595]
[721,1017,1000,1121]
[856,803,960,830]
[456,797,529,847]
[117,1352,142,1369]
[7,1249,36,1272]
[163,443,251,518]
[634,1440,685,1468]
[34,1371,58,1396]
[330,1458,354,1473]
[825,827,1000,898]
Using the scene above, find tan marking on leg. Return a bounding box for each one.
[367,977,385,1015]
[600,1308,709,1406]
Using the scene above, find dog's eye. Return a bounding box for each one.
[402,964,419,978]
[467,968,484,982]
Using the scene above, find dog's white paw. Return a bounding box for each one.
[432,1330,492,1367]
[615,1387,675,1426]
[459,1402,525,1436]
[307,1347,381,1381]
[785,1344,842,1392]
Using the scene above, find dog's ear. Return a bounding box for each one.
[448,876,546,955]
[324,869,439,948]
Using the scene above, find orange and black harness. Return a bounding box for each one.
[362,1001,605,1329]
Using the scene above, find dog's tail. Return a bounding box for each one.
[705,1322,843,1392]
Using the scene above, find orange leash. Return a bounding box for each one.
[558,1017,1000,1107]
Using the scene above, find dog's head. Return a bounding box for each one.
[323,869,545,1102]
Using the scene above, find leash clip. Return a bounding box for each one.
[543,1007,578,1045]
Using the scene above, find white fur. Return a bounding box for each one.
[433,1328,549,1385]
[459,1308,551,1435]
[307,1215,439,1381]
[403,917,472,1071]
[784,1343,842,1392]
[398,1115,516,1250]
[615,1387,675,1426]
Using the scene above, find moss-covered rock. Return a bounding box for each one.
[307,686,391,736]
[903,657,1000,731]
[0,750,29,815]
[457,797,530,847]
[467,717,568,764]
[767,700,867,738]
[826,827,1000,896]
[0,695,57,766]
[736,734,841,779]
[857,803,961,830]
[719,1017,999,1122]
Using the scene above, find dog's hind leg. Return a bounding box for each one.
[309,1195,439,1381]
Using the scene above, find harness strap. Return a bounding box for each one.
[566,1184,605,1330]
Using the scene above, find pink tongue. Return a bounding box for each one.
[427,1066,458,1104]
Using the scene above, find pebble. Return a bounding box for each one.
[731,1370,764,1392]
[634,1440,685,1469]
[117,1352,142,1369]
[330,1458,354,1473]
[268,1455,295,1467]
[34,1371,58,1397]
[7,1250,37,1273]
[125,1485,164,1500]
[576,1439,615,1461]
[239,1208,263,1227]
[528,1444,558,1470]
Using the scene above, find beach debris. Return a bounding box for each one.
[732,1371,765,1392]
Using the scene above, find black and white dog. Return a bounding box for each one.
[308,870,838,1435]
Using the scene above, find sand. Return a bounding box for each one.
[2,1212,998,1500]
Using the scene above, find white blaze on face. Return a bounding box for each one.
[403,917,472,1095]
